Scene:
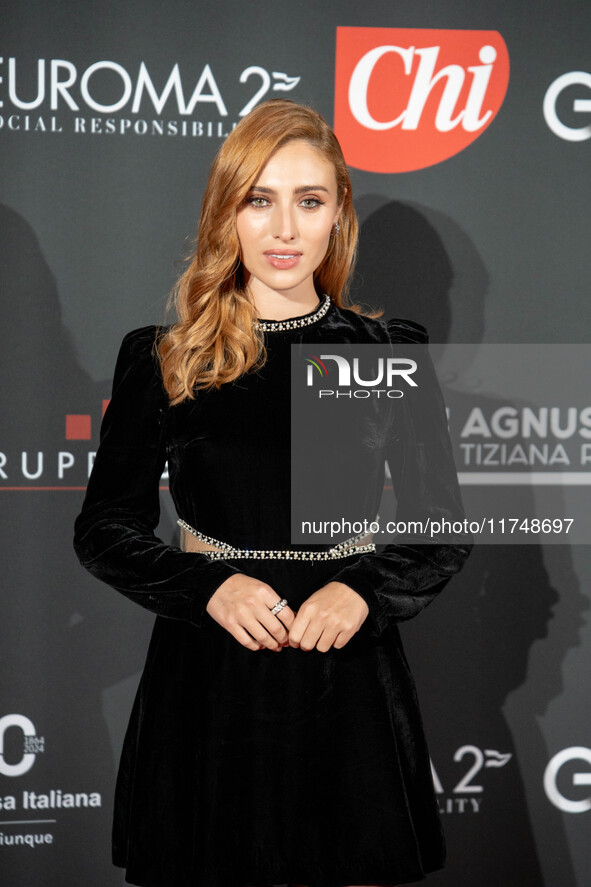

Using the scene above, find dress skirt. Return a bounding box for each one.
[113,555,444,887]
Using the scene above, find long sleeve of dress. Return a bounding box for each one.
[73,327,242,627]
[328,318,472,636]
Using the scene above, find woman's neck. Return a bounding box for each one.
[249,289,321,321]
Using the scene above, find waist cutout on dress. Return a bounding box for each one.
[177,518,376,561]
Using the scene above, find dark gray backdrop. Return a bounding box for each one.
[1,1,590,885]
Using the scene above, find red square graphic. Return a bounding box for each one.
[66,414,92,440]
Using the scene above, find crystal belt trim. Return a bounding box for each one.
[177,518,376,560]
[254,293,331,331]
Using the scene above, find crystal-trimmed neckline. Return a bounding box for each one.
[254,293,332,331]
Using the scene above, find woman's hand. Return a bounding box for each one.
[288,582,369,652]
[205,573,296,652]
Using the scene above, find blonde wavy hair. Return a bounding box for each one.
[158,99,378,404]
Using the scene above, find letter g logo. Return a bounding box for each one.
[543,72,591,141]
[0,714,37,777]
[543,746,591,813]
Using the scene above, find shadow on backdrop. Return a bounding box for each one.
[0,203,175,887]
[355,197,584,887]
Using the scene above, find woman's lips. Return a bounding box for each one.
[263,250,302,269]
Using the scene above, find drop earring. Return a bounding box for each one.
[334,222,341,234]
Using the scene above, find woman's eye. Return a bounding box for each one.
[300,198,322,209]
[248,196,270,208]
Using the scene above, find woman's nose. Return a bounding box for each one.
[272,203,297,241]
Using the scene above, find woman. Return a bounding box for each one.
[74,99,471,887]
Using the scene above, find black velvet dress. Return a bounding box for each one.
[73,297,471,887]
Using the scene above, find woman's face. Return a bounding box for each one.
[236,139,342,303]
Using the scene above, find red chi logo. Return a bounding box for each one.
[334,27,510,172]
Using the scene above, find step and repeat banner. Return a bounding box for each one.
[1,2,590,885]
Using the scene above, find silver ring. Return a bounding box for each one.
[270,598,288,615]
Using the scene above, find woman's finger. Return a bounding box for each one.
[261,589,296,626]
[296,621,326,651]
[332,630,351,650]
[257,602,297,642]
[230,623,266,652]
[274,605,296,630]
[289,610,311,648]
[239,614,284,651]
[315,627,339,653]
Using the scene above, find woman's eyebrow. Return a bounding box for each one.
[247,185,330,194]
